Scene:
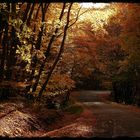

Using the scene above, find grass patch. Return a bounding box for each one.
[64,104,84,115]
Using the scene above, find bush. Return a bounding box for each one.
[111,72,137,105]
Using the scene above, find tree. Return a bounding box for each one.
[0,2,83,103]
[104,3,140,105]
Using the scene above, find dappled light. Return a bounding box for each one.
[0,2,140,138]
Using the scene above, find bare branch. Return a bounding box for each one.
[68,8,91,28]
[55,7,92,38]
[68,6,82,28]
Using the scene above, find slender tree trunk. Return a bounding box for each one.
[29,3,49,82]
[22,3,31,23]
[26,3,36,26]
[0,32,7,80]
[29,4,42,81]
[45,3,66,58]
[5,3,17,80]
[0,12,3,43]
[0,4,10,80]
[32,3,66,93]
[37,3,73,98]
[31,3,41,34]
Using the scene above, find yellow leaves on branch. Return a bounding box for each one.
[46,73,75,96]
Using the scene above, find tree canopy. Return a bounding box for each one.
[0,2,140,106]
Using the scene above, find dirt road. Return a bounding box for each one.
[72,90,140,137]
[44,90,140,137]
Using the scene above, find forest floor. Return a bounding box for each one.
[0,91,140,138]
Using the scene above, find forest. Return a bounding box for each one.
[0,2,140,137]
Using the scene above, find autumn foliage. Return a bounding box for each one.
[0,3,140,106]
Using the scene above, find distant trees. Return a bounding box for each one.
[110,4,140,105]
[67,3,140,105]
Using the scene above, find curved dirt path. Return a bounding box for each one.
[43,90,140,137]
[72,90,140,137]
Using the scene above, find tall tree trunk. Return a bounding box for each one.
[26,3,36,26]
[0,30,8,80]
[32,3,66,93]
[29,4,42,81]
[5,3,16,80]
[0,4,10,80]
[22,3,31,23]
[29,3,49,82]
[37,3,73,98]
